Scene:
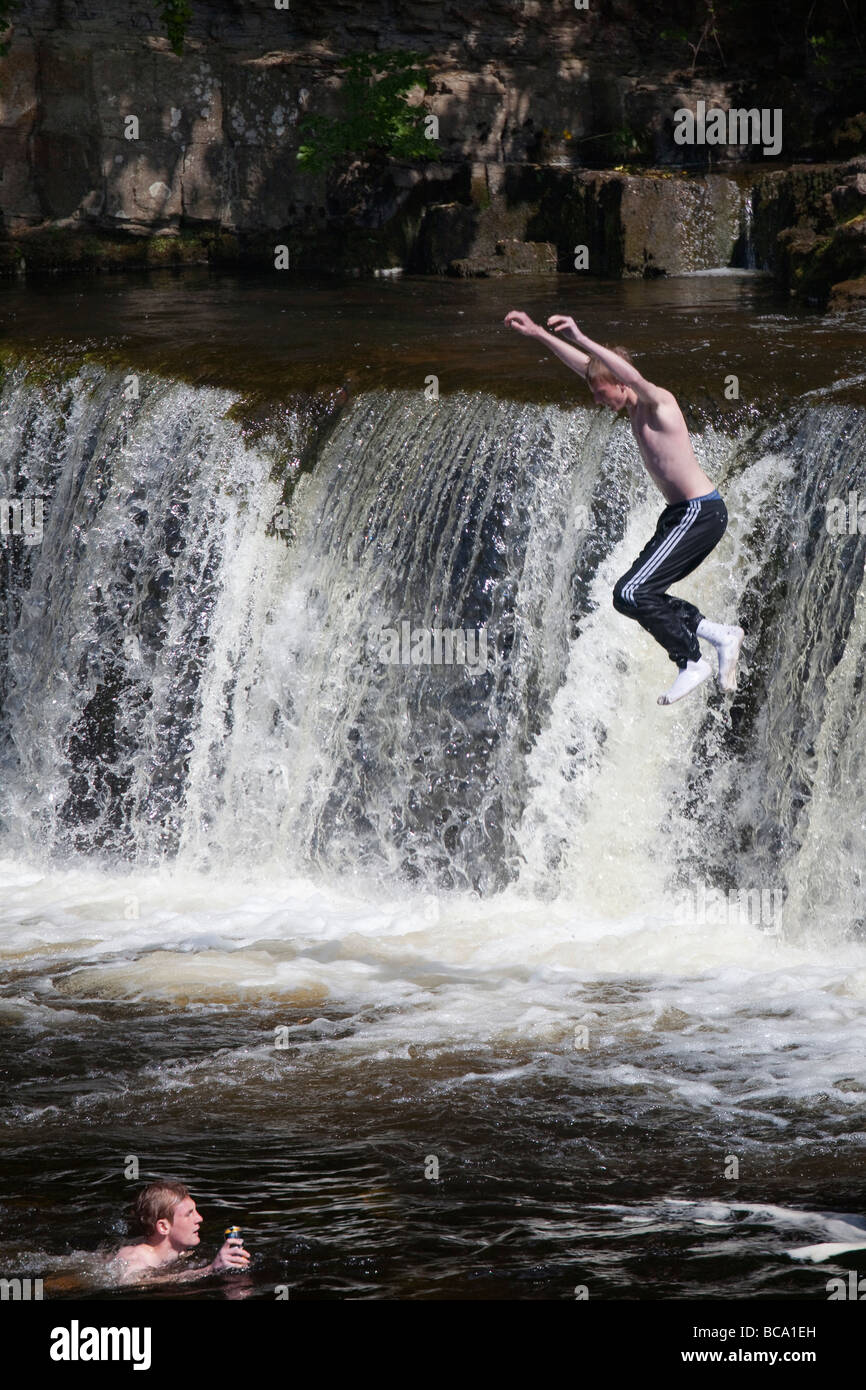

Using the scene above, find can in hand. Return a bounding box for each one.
[224,1225,245,1270]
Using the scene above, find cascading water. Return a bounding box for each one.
[696,403,866,938]
[181,388,630,889]
[0,362,297,859]
[741,188,758,270]
[1,354,865,935]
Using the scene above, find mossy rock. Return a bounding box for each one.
[830,114,866,156]
[828,275,866,310]
[789,215,866,301]
[1,227,219,275]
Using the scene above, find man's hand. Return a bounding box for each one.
[506,309,591,380]
[504,310,541,338]
[547,315,583,344]
[210,1237,251,1273]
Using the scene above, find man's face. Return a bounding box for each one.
[591,379,628,412]
[166,1198,203,1250]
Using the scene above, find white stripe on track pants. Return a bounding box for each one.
[612,493,728,668]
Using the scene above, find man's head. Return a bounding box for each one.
[129,1181,202,1249]
[586,346,633,411]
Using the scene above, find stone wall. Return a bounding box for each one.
[0,0,863,302]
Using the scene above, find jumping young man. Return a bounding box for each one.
[504,309,744,705]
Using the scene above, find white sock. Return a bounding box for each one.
[657,657,713,706]
[696,618,744,692]
[697,618,735,644]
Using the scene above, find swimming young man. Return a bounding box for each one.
[504,309,743,705]
[113,1180,250,1284]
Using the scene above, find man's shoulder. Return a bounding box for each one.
[642,385,686,422]
[115,1242,152,1266]
[645,384,679,407]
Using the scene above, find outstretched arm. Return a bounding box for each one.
[547,316,667,405]
[504,310,592,380]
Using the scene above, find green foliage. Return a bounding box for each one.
[155,0,193,57]
[297,50,439,174]
[662,0,863,77]
[614,124,639,156]
[808,33,833,68]
[611,122,653,162]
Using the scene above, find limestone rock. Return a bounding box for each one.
[828,275,866,310]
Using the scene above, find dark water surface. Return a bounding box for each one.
[4,987,865,1302]
[2,266,865,417]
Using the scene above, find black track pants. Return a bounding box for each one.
[612,491,728,668]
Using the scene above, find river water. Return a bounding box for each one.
[1,270,866,1300]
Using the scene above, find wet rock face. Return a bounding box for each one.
[411,181,558,277]
[828,275,866,309]
[410,166,748,279]
[0,0,864,293]
[617,172,743,276]
[752,160,866,308]
[0,1,853,232]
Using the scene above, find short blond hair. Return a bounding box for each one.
[586,345,633,386]
[128,1181,190,1236]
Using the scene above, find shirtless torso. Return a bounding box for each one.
[624,393,714,505]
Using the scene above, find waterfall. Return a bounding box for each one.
[176,387,629,889]
[0,360,296,859]
[1,353,864,937]
[673,175,744,272]
[727,184,762,271]
[741,188,759,269]
[697,404,866,938]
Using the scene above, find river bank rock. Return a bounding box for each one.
[828,275,866,310]
[411,166,744,278]
[755,158,866,306]
[1,2,864,287]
